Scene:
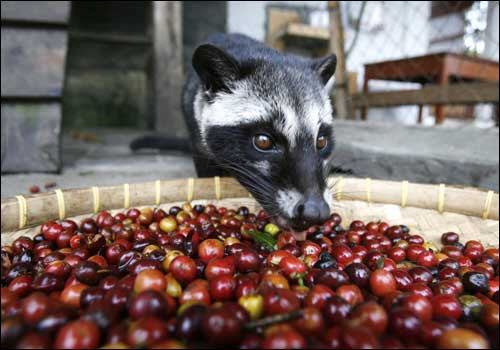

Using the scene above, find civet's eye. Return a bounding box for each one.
[253,134,273,151]
[317,135,327,150]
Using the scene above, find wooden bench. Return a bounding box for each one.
[353,53,499,124]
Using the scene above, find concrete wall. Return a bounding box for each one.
[474,1,498,127]
[484,1,499,61]
[428,13,466,54]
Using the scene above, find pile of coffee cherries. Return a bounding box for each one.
[1,203,498,349]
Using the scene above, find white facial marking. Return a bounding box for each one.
[276,189,302,218]
[195,81,270,145]
[194,77,334,149]
[303,97,333,145]
[277,104,299,148]
[253,160,271,176]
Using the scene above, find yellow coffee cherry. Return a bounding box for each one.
[166,273,182,298]
[142,244,162,255]
[264,223,280,236]
[396,261,417,270]
[176,211,190,224]
[423,242,438,253]
[122,218,133,226]
[395,240,409,249]
[159,216,177,233]
[261,273,290,290]
[437,328,489,349]
[138,207,153,225]
[224,237,240,247]
[239,294,264,320]
[177,301,203,316]
[435,252,449,262]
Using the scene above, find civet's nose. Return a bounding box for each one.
[293,194,330,226]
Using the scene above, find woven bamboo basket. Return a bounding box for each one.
[1,177,498,248]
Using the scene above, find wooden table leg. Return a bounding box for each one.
[417,105,423,124]
[465,105,474,119]
[435,70,448,125]
[361,78,368,120]
[435,107,445,124]
[496,104,499,127]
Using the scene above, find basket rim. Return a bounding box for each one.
[2,176,497,201]
[1,176,498,233]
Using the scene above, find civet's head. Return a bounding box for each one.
[192,44,336,232]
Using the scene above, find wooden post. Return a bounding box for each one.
[152,1,186,137]
[328,1,350,120]
[435,69,448,125]
[360,77,369,120]
[495,104,499,127]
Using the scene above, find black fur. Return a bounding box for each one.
[135,33,342,229]
[183,33,336,176]
[192,44,241,96]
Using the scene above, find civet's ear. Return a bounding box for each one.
[312,54,337,91]
[192,44,241,95]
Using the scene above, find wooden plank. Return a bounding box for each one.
[445,54,500,82]
[364,53,499,83]
[66,40,149,71]
[152,2,186,136]
[266,7,301,48]
[1,1,70,24]
[1,102,61,172]
[69,31,151,45]
[365,55,445,82]
[351,82,499,107]
[269,23,329,53]
[1,27,68,97]
[285,23,329,41]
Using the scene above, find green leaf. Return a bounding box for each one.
[297,275,305,286]
[376,256,385,270]
[248,230,277,252]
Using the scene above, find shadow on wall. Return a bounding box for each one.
[63,71,147,129]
